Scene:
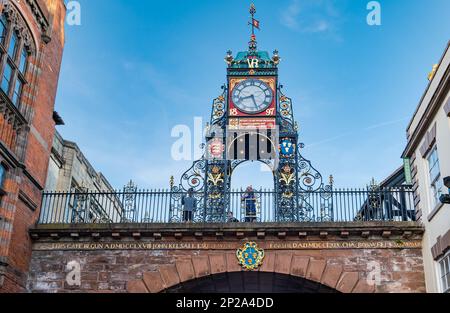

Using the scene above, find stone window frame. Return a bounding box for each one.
[0,3,35,112]
[419,123,437,157]
[438,251,450,293]
[425,145,444,211]
[445,98,450,117]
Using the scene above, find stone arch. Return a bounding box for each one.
[165,271,339,293]
[126,252,375,293]
[230,159,275,190]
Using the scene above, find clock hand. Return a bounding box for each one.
[250,95,259,109]
[239,95,253,102]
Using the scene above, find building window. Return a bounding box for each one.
[19,46,28,74]
[0,13,31,109]
[427,146,443,208]
[12,77,22,105]
[1,61,12,93]
[7,31,17,59]
[0,15,6,43]
[0,163,6,194]
[440,253,450,293]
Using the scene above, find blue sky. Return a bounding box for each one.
[55,0,450,190]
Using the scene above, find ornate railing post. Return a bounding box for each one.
[122,180,137,223]
[203,161,209,223]
[169,176,174,223]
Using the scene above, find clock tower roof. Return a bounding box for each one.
[235,50,271,63]
[225,49,280,70]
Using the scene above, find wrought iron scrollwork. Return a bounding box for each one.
[170,159,207,222]
[210,87,227,127]
[278,87,296,134]
[172,80,334,223]
[297,152,324,192]
[179,159,207,193]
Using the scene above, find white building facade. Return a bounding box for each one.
[402,42,450,293]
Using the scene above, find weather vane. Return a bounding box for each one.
[248,4,260,53]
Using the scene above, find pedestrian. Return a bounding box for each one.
[241,185,257,222]
[181,188,197,222]
[227,211,239,223]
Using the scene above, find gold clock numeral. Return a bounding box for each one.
[266,108,275,116]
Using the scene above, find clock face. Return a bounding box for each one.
[231,79,274,114]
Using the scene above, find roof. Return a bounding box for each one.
[235,51,272,62]
[228,50,278,69]
[379,166,407,188]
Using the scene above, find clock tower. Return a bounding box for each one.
[172,4,332,223]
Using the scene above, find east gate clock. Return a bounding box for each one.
[229,77,276,117]
[231,79,273,114]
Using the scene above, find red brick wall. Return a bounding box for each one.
[0,0,66,292]
[27,246,426,293]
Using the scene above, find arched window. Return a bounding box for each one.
[0,9,32,110]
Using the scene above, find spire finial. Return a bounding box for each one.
[248,3,260,54]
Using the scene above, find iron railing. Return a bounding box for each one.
[37,187,416,224]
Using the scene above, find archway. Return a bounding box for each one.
[126,253,377,293]
[164,272,339,293]
[229,161,276,222]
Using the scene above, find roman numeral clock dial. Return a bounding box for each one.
[231,79,273,114]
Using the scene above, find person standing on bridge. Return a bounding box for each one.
[241,186,257,222]
[182,188,197,222]
[227,211,239,223]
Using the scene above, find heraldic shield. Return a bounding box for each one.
[236,242,265,270]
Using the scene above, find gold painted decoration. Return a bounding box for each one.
[279,165,295,186]
[280,172,295,186]
[282,191,294,199]
[207,166,224,186]
[281,110,290,116]
[428,64,438,81]
[208,192,222,199]
[236,242,265,270]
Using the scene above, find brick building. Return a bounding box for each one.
[0,0,66,292]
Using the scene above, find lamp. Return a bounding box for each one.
[444,176,450,189]
[439,176,450,204]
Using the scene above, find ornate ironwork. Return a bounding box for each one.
[170,6,334,223]
[210,86,227,127]
[170,159,207,222]
[39,188,416,225]
[278,87,296,134]
[122,180,137,222]
[204,160,229,222]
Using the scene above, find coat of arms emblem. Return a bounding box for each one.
[236,242,265,270]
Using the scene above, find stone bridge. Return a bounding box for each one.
[27,222,426,293]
